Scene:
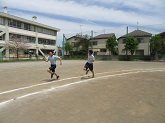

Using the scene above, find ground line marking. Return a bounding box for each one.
[0,69,146,95]
[0,69,164,106]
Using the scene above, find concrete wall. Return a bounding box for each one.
[90,39,110,55]
[118,37,150,56]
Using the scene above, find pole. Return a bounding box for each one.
[137,22,139,30]
[80,25,83,36]
[62,34,65,58]
[91,30,93,49]
[126,26,128,60]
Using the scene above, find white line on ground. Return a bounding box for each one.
[0,69,164,107]
[0,69,146,95]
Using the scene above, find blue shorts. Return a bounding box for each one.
[49,64,56,72]
[84,62,93,71]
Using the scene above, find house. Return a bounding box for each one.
[89,33,116,55]
[0,6,60,59]
[66,36,82,52]
[118,29,152,56]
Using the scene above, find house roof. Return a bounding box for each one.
[118,29,152,39]
[93,33,115,39]
[67,36,77,40]
[66,36,83,43]
[0,12,60,31]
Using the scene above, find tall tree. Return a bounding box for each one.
[150,34,163,61]
[75,34,90,55]
[5,37,31,60]
[106,35,118,58]
[125,36,139,60]
[65,42,73,55]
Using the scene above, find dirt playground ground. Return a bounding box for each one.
[0,60,165,123]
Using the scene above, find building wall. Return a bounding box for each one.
[66,37,82,52]
[90,38,110,55]
[0,15,58,58]
[118,36,150,56]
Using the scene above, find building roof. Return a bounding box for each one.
[67,36,77,40]
[118,29,152,39]
[93,33,115,39]
[0,12,60,31]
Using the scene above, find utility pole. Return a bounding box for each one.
[80,25,83,36]
[137,22,139,30]
[91,30,93,49]
[62,34,65,58]
[126,26,128,60]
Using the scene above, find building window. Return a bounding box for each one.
[8,19,22,29]
[24,23,31,31]
[89,41,97,46]
[122,49,125,53]
[9,33,35,43]
[38,38,56,45]
[135,50,144,55]
[7,19,56,35]
[100,49,107,52]
[0,17,4,25]
[123,39,126,44]
[0,34,5,40]
[93,41,97,45]
[72,42,76,47]
[37,27,56,36]
[137,38,144,43]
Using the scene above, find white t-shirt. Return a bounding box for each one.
[87,54,95,64]
[47,55,60,65]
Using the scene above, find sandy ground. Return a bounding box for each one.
[0,60,165,123]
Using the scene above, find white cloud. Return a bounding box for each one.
[1,0,164,45]
[2,0,165,25]
[11,12,119,45]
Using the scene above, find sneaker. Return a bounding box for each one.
[57,75,59,80]
[51,74,54,78]
[86,70,89,74]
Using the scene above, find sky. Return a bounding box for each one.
[0,0,165,46]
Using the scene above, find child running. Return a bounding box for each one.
[43,51,62,79]
[84,50,95,78]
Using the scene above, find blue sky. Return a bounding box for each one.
[0,0,165,46]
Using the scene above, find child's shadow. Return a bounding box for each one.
[81,76,92,80]
[41,78,57,83]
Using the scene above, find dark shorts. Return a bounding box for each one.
[49,64,56,72]
[84,62,93,71]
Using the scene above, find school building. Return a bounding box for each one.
[0,6,60,59]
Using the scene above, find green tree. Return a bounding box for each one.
[65,42,73,55]
[106,35,118,58]
[150,34,163,61]
[125,36,139,60]
[75,34,90,55]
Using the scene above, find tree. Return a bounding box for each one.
[5,37,31,60]
[150,34,163,61]
[65,42,73,55]
[75,34,90,55]
[125,36,139,60]
[106,35,118,58]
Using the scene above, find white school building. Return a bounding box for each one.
[0,7,60,59]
